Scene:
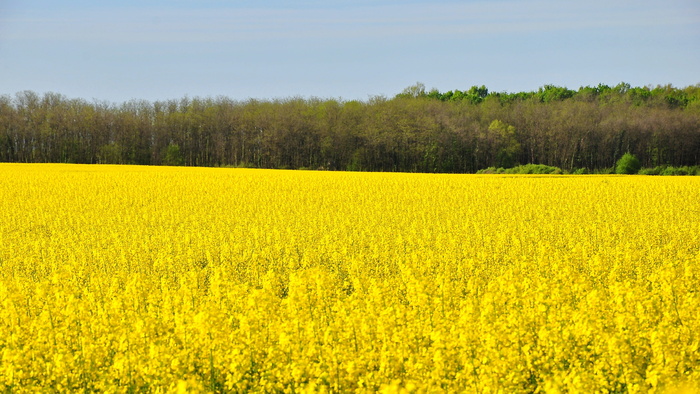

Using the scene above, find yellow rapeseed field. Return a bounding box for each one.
[0,164,699,393]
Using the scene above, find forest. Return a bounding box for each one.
[1,82,699,173]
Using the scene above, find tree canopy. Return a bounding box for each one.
[1,83,699,172]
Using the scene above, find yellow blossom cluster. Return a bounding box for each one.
[0,164,699,392]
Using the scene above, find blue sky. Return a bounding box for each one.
[1,0,698,103]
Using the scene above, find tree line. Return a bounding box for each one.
[1,82,699,173]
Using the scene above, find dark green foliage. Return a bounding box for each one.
[638,167,662,175]
[476,164,563,174]
[162,143,184,166]
[639,165,700,175]
[660,166,694,175]
[615,153,641,174]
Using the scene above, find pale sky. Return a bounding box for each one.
[1,0,698,103]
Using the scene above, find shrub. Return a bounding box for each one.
[595,167,616,174]
[504,164,562,174]
[639,167,662,175]
[476,167,503,174]
[639,165,700,176]
[615,153,641,174]
[660,166,692,176]
[476,164,563,174]
[521,164,561,174]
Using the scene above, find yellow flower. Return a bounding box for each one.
[0,164,698,391]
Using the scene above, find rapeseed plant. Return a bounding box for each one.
[0,164,698,392]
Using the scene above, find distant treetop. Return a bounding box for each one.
[395,82,700,108]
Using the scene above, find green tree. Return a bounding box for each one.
[488,119,521,168]
[615,152,641,174]
[3,84,700,173]
[396,82,427,99]
[467,85,489,104]
[97,142,124,164]
[537,85,575,103]
[162,143,185,166]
